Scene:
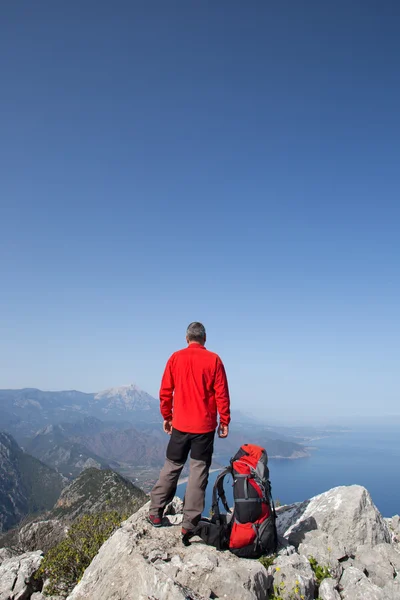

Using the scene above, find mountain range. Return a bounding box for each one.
[25,417,169,478]
[0,384,309,489]
[0,384,160,443]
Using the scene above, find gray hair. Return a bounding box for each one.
[186,322,206,343]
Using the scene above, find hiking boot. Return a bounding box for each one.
[147,513,162,528]
[181,528,194,546]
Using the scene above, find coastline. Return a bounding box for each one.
[178,450,310,485]
[270,450,310,460]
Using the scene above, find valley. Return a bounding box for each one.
[0,383,313,515]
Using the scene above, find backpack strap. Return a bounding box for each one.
[211,467,232,517]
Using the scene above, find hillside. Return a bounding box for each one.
[26,422,112,478]
[50,467,147,520]
[0,432,65,533]
[74,426,168,466]
[0,466,147,554]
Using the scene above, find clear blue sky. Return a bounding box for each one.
[1,1,399,423]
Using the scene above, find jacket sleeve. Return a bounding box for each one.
[159,356,174,421]
[214,357,231,426]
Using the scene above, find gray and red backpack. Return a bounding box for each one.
[183,444,278,558]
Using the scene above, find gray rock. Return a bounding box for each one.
[276,541,297,557]
[386,514,400,543]
[318,577,340,600]
[0,550,15,568]
[353,542,400,588]
[67,499,271,600]
[382,579,400,600]
[339,566,386,600]
[297,537,342,577]
[0,550,43,600]
[268,553,315,600]
[18,520,67,553]
[276,503,301,537]
[279,485,390,562]
[31,593,62,600]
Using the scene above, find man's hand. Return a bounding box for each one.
[163,420,173,435]
[218,423,229,438]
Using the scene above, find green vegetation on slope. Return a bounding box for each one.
[37,511,124,597]
[50,467,147,520]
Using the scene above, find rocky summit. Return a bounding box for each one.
[0,484,399,600]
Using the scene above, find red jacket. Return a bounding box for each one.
[159,343,231,434]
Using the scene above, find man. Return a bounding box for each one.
[148,322,231,538]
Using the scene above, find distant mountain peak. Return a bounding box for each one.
[93,384,158,411]
[95,383,143,397]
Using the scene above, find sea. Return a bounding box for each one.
[177,425,400,518]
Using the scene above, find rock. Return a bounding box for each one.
[276,503,301,537]
[0,550,15,567]
[318,577,340,600]
[353,542,400,588]
[31,593,62,600]
[386,514,400,543]
[267,554,315,600]
[297,538,342,576]
[339,566,386,600]
[276,542,297,557]
[382,579,400,600]
[0,550,43,600]
[18,520,67,554]
[279,485,390,562]
[67,499,271,600]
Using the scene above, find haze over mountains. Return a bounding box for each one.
[0,381,318,543]
[0,384,160,442]
[0,383,309,506]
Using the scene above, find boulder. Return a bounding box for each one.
[318,577,341,600]
[353,542,400,588]
[18,520,66,554]
[267,553,315,600]
[339,566,386,600]
[278,485,390,562]
[0,550,43,600]
[297,538,342,577]
[67,498,271,600]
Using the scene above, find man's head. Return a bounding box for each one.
[186,322,206,346]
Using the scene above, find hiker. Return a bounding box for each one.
[148,322,231,538]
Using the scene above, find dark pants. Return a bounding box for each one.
[149,428,215,530]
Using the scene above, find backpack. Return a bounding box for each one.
[183,443,278,558]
